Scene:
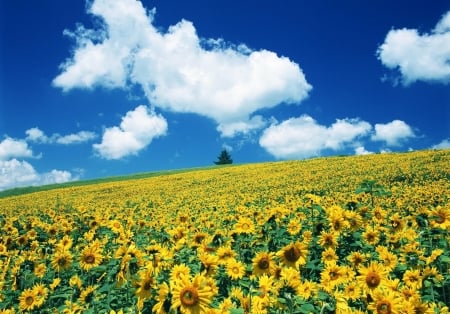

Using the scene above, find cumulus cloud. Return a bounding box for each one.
[53,0,312,136]
[93,105,168,159]
[259,115,372,159]
[0,136,78,191]
[217,115,267,138]
[355,146,373,155]
[26,127,97,145]
[0,137,34,160]
[432,138,450,149]
[371,120,416,146]
[0,159,74,191]
[377,10,450,85]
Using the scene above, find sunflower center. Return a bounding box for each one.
[58,257,68,267]
[366,272,381,288]
[284,246,301,262]
[376,301,392,314]
[242,223,250,230]
[143,279,153,290]
[180,287,199,307]
[25,296,34,305]
[258,258,270,270]
[435,213,445,224]
[329,270,339,280]
[84,254,95,264]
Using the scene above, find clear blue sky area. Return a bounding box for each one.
[0,0,449,190]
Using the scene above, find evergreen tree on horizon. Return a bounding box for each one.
[214,149,233,165]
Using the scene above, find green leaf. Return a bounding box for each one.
[229,309,245,314]
[299,303,315,313]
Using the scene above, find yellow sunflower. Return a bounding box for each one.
[367,288,402,314]
[402,269,422,290]
[225,258,246,280]
[233,216,256,234]
[51,249,73,272]
[357,262,388,293]
[320,262,346,292]
[171,273,214,314]
[152,282,170,314]
[170,263,191,282]
[216,245,236,264]
[135,266,156,300]
[276,241,308,268]
[79,285,97,304]
[79,244,103,271]
[252,252,276,277]
[18,287,39,311]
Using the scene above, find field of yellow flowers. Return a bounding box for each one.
[0,149,449,313]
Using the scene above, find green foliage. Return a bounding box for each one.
[214,149,233,165]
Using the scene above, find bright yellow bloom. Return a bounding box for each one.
[51,249,73,272]
[252,252,276,277]
[276,241,308,268]
[18,288,39,311]
[171,273,214,314]
[357,262,388,293]
[234,216,256,234]
[367,288,403,314]
[226,258,246,280]
[79,244,103,271]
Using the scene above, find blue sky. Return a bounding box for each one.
[1,0,449,190]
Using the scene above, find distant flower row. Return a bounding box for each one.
[0,149,449,313]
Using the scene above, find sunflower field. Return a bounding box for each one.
[0,149,449,313]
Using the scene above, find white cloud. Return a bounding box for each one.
[432,138,450,149]
[56,131,97,145]
[53,0,312,136]
[25,127,50,143]
[259,115,371,159]
[371,120,415,146]
[0,137,34,160]
[217,115,267,138]
[0,159,75,191]
[377,10,450,85]
[26,127,96,145]
[93,105,168,159]
[355,146,373,155]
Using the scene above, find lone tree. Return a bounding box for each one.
[214,149,233,165]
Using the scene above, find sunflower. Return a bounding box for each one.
[429,205,450,230]
[286,219,302,235]
[225,258,246,280]
[402,269,422,290]
[171,263,192,282]
[56,235,73,250]
[79,285,97,304]
[389,213,405,232]
[32,283,48,307]
[233,216,256,234]
[0,243,8,256]
[171,273,214,314]
[347,251,367,268]
[51,249,73,272]
[362,229,380,246]
[320,262,346,292]
[377,248,398,272]
[317,230,339,249]
[18,287,39,311]
[276,241,308,268]
[135,266,156,300]
[152,282,170,314]
[321,247,338,264]
[216,245,236,264]
[296,280,316,300]
[79,244,103,271]
[367,288,402,314]
[343,281,361,301]
[357,262,388,293]
[252,252,276,277]
[34,263,47,278]
[198,252,219,277]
